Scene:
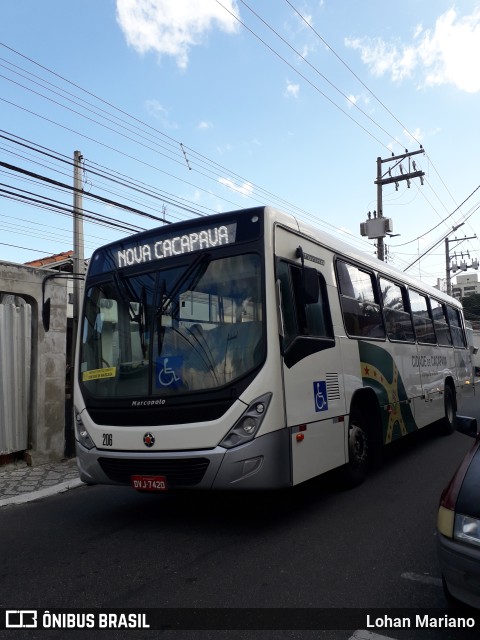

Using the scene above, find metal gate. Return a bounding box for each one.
[0,302,32,454]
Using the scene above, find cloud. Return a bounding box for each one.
[216,143,233,155]
[345,7,480,93]
[345,36,416,82]
[403,127,423,144]
[218,177,253,197]
[145,99,178,128]
[285,80,300,98]
[116,0,240,69]
[346,93,358,108]
[346,92,371,110]
[198,120,213,130]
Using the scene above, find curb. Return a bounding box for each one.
[0,478,85,508]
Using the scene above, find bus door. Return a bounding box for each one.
[275,247,346,485]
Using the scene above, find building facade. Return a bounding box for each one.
[452,273,480,299]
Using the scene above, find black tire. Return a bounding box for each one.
[441,575,466,609]
[342,411,369,487]
[441,385,456,435]
[441,574,474,610]
[442,575,455,605]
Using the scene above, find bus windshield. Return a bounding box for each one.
[80,253,264,399]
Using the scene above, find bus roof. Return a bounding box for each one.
[88,204,460,308]
[263,205,460,308]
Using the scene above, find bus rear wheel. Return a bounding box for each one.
[343,411,369,487]
[441,385,456,435]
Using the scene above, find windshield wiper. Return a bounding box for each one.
[113,273,148,359]
[156,253,211,361]
[135,285,147,359]
[156,278,167,356]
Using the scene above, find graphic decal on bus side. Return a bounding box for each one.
[313,381,328,412]
[358,342,417,443]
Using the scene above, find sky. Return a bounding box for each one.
[1,0,480,289]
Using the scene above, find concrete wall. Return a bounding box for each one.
[0,261,67,464]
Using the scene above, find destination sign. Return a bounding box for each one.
[115,222,237,268]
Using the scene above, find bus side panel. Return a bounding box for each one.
[286,357,348,486]
[412,343,454,428]
[454,346,472,396]
[357,340,418,442]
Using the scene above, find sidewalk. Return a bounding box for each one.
[0,457,84,507]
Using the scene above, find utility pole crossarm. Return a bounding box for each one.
[375,170,424,186]
[379,148,425,164]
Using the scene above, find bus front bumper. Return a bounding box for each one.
[76,428,291,490]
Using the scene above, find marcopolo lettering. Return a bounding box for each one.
[116,223,236,268]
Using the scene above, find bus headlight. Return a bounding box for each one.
[220,393,272,449]
[74,410,95,450]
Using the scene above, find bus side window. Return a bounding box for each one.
[446,305,467,347]
[409,290,436,344]
[380,278,415,342]
[337,260,385,339]
[277,260,332,342]
[431,299,453,346]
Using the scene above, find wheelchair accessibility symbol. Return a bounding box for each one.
[313,381,328,412]
[156,356,183,388]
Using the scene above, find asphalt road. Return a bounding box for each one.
[1,387,479,640]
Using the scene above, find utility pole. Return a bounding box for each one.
[445,232,478,296]
[362,148,425,261]
[376,155,385,261]
[72,150,84,361]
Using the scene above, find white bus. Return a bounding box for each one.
[74,206,471,490]
[465,321,479,378]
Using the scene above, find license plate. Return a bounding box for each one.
[131,475,168,492]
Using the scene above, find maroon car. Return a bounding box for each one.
[437,416,480,609]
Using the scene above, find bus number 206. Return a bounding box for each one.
[102,433,113,446]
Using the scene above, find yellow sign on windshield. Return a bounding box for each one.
[83,367,116,381]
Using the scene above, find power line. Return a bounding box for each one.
[0,185,144,234]
[0,126,379,255]
[0,159,169,223]
[283,0,422,147]
[216,1,472,258]
[0,44,313,217]
[392,184,480,247]
[0,240,66,255]
[238,0,401,147]
[0,130,214,221]
[2,38,469,266]
[0,38,431,256]
[215,0,389,150]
